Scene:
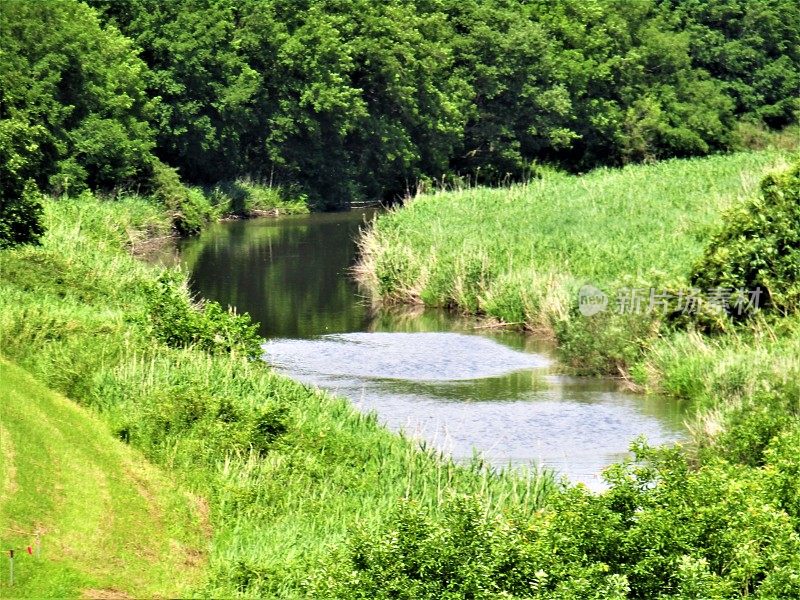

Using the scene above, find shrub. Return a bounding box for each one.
[48,158,89,197]
[554,310,658,376]
[206,180,309,216]
[141,270,262,359]
[315,441,800,599]
[692,161,800,317]
[0,180,45,249]
[147,160,215,235]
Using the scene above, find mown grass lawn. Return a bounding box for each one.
[0,359,207,598]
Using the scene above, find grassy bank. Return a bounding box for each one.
[147,165,309,236]
[339,151,800,597]
[357,150,797,374]
[0,359,207,598]
[0,194,551,597]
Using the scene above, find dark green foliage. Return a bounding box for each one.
[0,0,157,193]
[84,0,799,205]
[314,441,800,599]
[89,0,259,183]
[0,181,45,248]
[692,161,800,316]
[3,0,796,208]
[663,0,800,127]
[142,270,263,358]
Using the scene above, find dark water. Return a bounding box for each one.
[159,210,687,490]
[170,211,379,338]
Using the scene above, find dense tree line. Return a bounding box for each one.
[1,0,798,220]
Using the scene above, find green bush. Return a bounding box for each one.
[147,161,215,234]
[0,180,45,249]
[141,270,262,359]
[696,378,800,467]
[315,440,800,598]
[554,310,658,376]
[692,161,800,317]
[765,427,800,521]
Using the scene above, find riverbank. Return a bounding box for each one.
[0,194,551,597]
[150,168,310,236]
[356,150,797,376]
[175,208,686,487]
[354,149,800,460]
[3,152,800,596]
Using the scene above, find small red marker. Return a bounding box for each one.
[27,546,33,555]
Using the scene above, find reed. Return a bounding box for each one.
[357,150,797,372]
[0,194,554,597]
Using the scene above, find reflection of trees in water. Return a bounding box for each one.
[175,214,374,338]
[378,369,549,402]
[368,303,473,333]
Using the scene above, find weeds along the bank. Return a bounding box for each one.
[638,315,800,465]
[356,150,797,374]
[0,194,553,596]
[147,163,310,235]
[329,153,800,598]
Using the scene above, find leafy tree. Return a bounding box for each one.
[90,0,260,183]
[74,0,800,204]
[0,0,158,193]
[663,0,800,127]
[0,181,45,249]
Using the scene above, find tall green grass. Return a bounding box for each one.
[149,161,309,235]
[358,151,796,372]
[0,194,553,597]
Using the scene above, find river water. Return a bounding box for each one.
[159,210,686,490]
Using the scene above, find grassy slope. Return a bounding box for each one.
[358,151,794,327]
[0,359,207,598]
[0,195,553,597]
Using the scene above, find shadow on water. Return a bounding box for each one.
[167,211,380,338]
[152,210,688,490]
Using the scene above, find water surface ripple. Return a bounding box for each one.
[264,331,684,490]
[155,211,687,491]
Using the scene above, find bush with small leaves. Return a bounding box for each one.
[692,161,800,317]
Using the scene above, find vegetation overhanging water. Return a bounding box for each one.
[159,211,688,490]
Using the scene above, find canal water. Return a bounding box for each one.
[160,210,686,490]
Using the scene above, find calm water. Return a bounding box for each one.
[159,211,687,490]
